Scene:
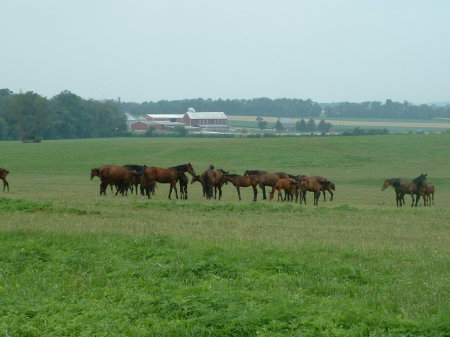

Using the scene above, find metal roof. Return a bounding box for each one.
[186,112,227,120]
[145,114,185,119]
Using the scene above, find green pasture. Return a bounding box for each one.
[1,135,449,336]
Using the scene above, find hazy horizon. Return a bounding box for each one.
[1,1,449,104]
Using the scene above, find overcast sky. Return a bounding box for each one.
[1,0,449,103]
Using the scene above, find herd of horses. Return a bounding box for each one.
[89,164,335,205]
[86,163,435,207]
[0,165,436,207]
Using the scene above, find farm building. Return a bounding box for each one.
[181,108,229,130]
[279,117,296,130]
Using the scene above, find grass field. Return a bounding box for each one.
[1,135,449,336]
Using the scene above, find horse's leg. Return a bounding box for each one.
[251,185,257,201]
[173,182,178,199]
[314,191,320,206]
[236,186,241,201]
[218,186,222,200]
[329,190,333,201]
[322,190,326,201]
[261,185,267,199]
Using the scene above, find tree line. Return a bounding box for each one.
[1,88,449,141]
[0,89,126,141]
[123,98,450,120]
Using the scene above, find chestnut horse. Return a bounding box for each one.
[421,183,435,206]
[0,168,10,191]
[91,165,138,196]
[269,178,299,201]
[297,176,332,205]
[243,170,290,200]
[140,163,196,199]
[224,173,259,201]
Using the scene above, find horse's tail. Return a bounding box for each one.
[204,172,212,199]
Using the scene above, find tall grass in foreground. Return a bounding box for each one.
[0,134,449,336]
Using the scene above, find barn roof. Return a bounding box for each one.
[145,114,185,119]
[186,111,227,120]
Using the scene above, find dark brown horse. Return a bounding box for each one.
[177,173,189,200]
[243,170,290,200]
[194,165,228,200]
[382,174,428,207]
[421,183,435,206]
[269,178,299,201]
[224,173,259,201]
[0,168,10,191]
[140,163,196,199]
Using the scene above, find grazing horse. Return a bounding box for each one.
[269,178,299,201]
[243,170,290,200]
[421,183,435,206]
[322,181,335,201]
[94,165,138,196]
[224,173,259,201]
[382,174,428,207]
[381,178,405,206]
[298,176,332,205]
[0,168,10,191]
[140,163,196,199]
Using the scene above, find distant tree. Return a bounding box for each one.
[9,91,49,141]
[173,124,188,136]
[274,118,283,131]
[145,126,156,137]
[295,118,306,132]
[306,118,316,132]
[317,119,332,133]
[256,116,267,130]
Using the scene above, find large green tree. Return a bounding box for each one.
[9,91,49,141]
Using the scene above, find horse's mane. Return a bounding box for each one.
[245,170,266,175]
[170,164,189,171]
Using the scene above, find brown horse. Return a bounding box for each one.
[298,176,332,205]
[269,178,299,201]
[243,170,290,200]
[194,165,228,200]
[140,163,196,199]
[421,183,435,206]
[93,165,138,196]
[381,178,405,206]
[0,168,10,191]
[382,174,428,207]
[224,173,259,201]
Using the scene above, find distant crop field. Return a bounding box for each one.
[1,135,449,336]
[228,115,450,132]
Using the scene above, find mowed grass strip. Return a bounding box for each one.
[0,134,449,336]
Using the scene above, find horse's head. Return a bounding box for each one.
[187,163,196,177]
[330,182,336,191]
[381,179,392,191]
[190,174,200,184]
[90,168,100,180]
[415,173,428,187]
